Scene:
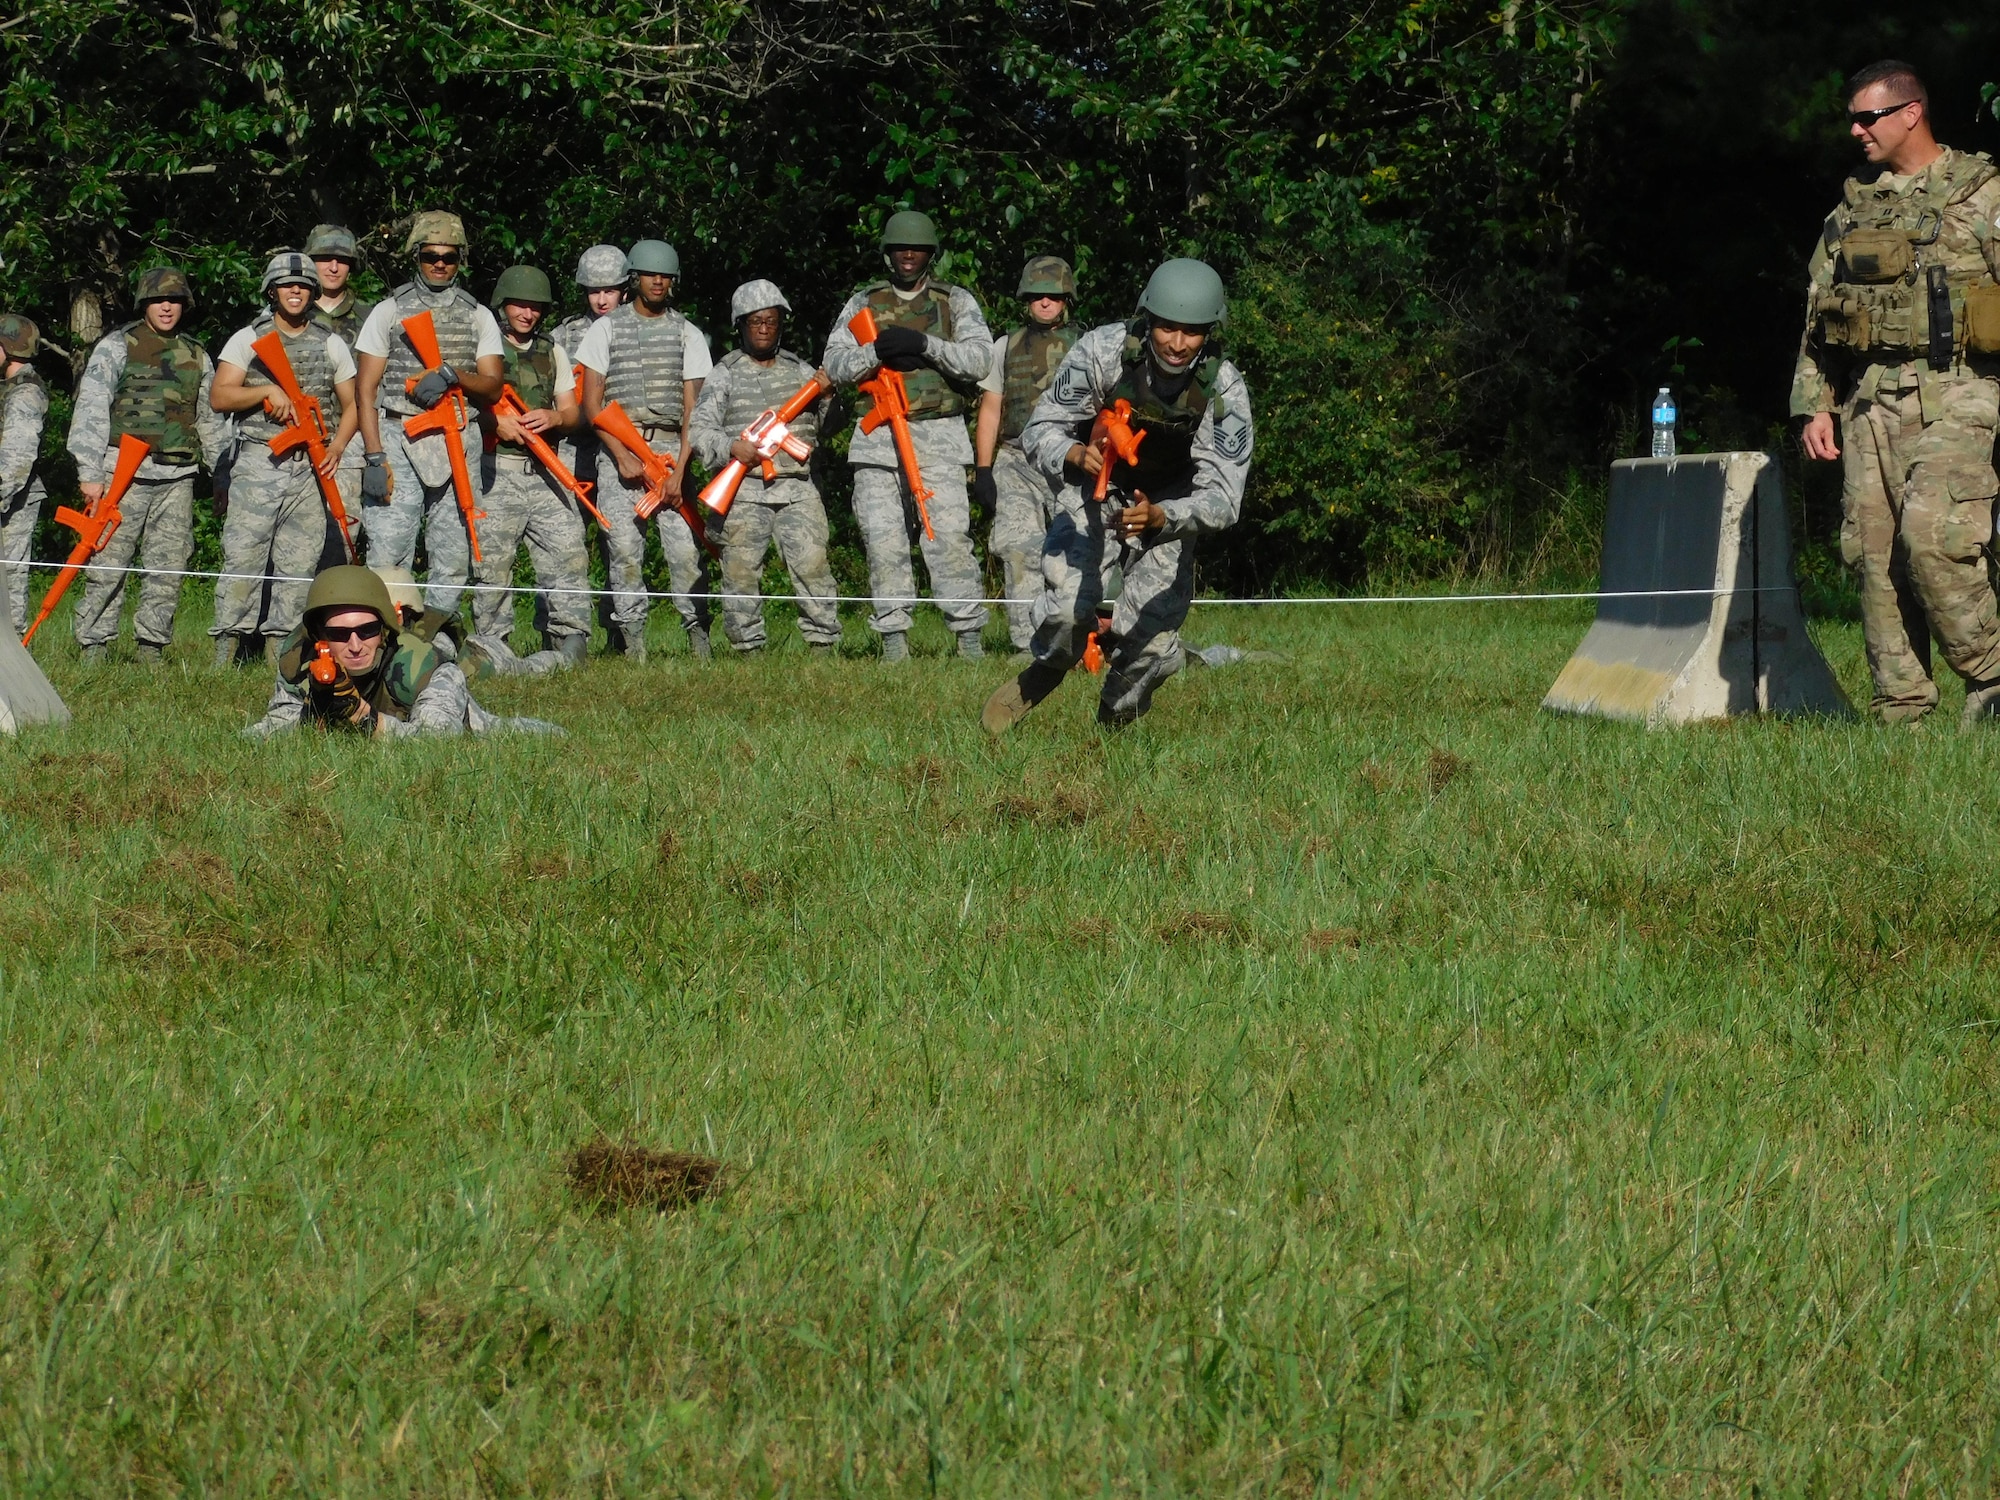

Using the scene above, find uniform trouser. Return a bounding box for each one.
[471,455,592,644]
[73,467,194,649]
[212,447,327,639]
[990,442,1057,649]
[320,468,362,570]
[0,477,46,639]
[604,452,709,639]
[715,477,842,649]
[851,460,988,637]
[364,424,482,614]
[1840,373,2000,719]
[1030,488,1193,723]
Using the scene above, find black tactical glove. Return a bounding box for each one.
[410,365,458,408]
[306,650,370,729]
[871,324,928,371]
[360,452,391,504]
[972,466,997,511]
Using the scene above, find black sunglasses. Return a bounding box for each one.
[316,619,384,644]
[1850,101,1918,128]
[418,251,461,266]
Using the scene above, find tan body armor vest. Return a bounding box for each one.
[237,313,339,446]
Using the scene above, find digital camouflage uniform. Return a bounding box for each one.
[689,345,841,650]
[988,319,1078,648]
[368,280,488,612]
[312,288,373,565]
[1791,146,2000,721]
[1020,321,1254,721]
[823,279,992,642]
[65,316,227,649]
[551,311,602,495]
[475,329,591,647]
[593,301,710,642]
[213,311,346,643]
[0,356,49,639]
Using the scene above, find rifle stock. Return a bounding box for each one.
[22,434,150,646]
[847,308,935,539]
[495,386,607,528]
[250,330,356,561]
[398,310,483,563]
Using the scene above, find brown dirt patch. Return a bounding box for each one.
[1155,910,1248,943]
[993,786,1096,828]
[1424,749,1468,795]
[1305,927,1363,952]
[566,1140,723,1213]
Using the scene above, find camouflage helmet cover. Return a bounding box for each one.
[626,239,681,276]
[261,250,322,296]
[574,243,629,288]
[405,210,469,253]
[135,265,195,307]
[1017,255,1076,299]
[491,264,555,307]
[0,314,39,359]
[880,210,941,250]
[729,279,792,320]
[1137,257,1227,327]
[371,566,424,618]
[303,224,360,260]
[305,565,399,636]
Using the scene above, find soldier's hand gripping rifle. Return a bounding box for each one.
[22,434,150,646]
[1088,398,1147,502]
[847,307,935,540]
[492,386,608,528]
[250,329,356,561]
[697,371,829,518]
[591,400,716,555]
[398,310,483,564]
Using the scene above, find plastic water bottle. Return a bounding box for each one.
[1650,387,1677,459]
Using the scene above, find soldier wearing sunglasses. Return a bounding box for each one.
[1792,60,2000,726]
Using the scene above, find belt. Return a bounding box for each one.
[491,451,535,473]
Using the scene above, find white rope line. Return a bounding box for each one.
[7,557,1792,609]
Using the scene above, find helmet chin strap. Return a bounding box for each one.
[884,252,931,291]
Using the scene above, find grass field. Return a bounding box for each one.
[5,593,2000,1496]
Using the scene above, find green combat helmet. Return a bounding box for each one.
[1137,258,1226,326]
[135,265,195,307]
[261,250,321,296]
[491,265,554,307]
[627,240,681,276]
[0,314,39,359]
[1017,256,1076,299]
[404,211,468,254]
[304,224,360,260]
[880,210,940,250]
[305,565,399,636]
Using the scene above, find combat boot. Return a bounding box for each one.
[880,631,909,663]
[264,636,282,668]
[133,641,164,665]
[956,630,985,661]
[810,642,836,658]
[1963,680,2000,730]
[79,643,108,664]
[212,633,243,668]
[408,607,455,643]
[981,659,1068,736]
[555,632,589,667]
[687,624,713,661]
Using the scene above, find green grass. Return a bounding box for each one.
[5,593,2000,1496]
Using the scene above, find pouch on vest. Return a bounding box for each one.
[1964,282,2000,355]
[1838,229,1915,284]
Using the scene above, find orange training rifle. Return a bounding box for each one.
[251,329,356,561]
[591,400,714,554]
[697,372,827,518]
[1089,398,1146,502]
[492,386,607,528]
[398,310,483,563]
[22,434,150,646]
[846,307,934,540]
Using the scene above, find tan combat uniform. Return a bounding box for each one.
[1791,147,2000,720]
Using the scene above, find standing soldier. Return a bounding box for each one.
[305,223,375,567]
[822,210,992,661]
[65,266,228,662]
[553,243,627,652]
[352,211,505,641]
[205,251,361,667]
[689,280,842,655]
[473,264,591,666]
[975,256,1080,656]
[0,315,49,640]
[577,238,714,661]
[981,258,1254,732]
[1795,60,2000,727]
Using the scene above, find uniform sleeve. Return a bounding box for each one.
[241,678,305,740]
[66,337,125,484]
[1788,220,1840,418]
[821,291,873,386]
[1021,327,1115,481]
[0,379,48,503]
[195,355,231,469]
[575,319,612,377]
[687,360,733,468]
[978,332,1009,395]
[373,662,474,737]
[326,335,357,384]
[681,322,712,380]
[216,327,260,371]
[353,301,400,359]
[925,288,993,385]
[1155,363,1254,542]
[1973,179,2000,280]
[472,306,504,363]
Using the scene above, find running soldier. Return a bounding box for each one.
[577,238,714,660]
[688,280,841,654]
[305,223,374,567]
[0,315,48,639]
[822,210,992,661]
[65,266,229,662]
[982,258,1254,731]
[352,211,505,641]
[975,256,1080,655]
[206,251,361,666]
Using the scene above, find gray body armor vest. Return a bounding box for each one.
[600,304,689,429]
[237,312,338,446]
[380,281,482,417]
[716,348,821,477]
